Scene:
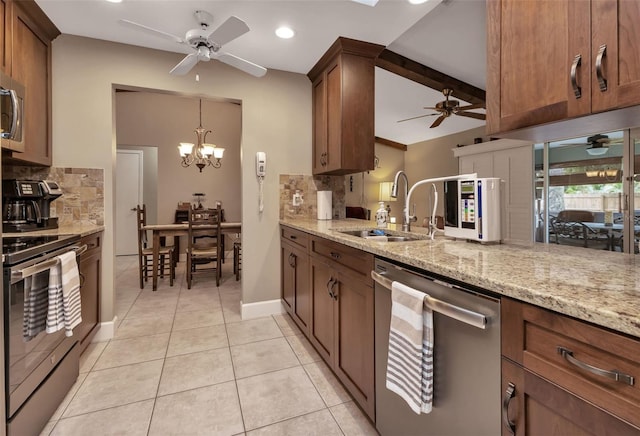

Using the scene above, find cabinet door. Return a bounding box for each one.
[501,358,639,436]
[1,0,10,74]
[458,153,493,177]
[312,75,328,174]
[77,236,101,354]
[10,2,52,165]
[591,0,640,113]
[325,59,342,173]
[281,242,295,314]
[292,244,310,334]
[309,258,335,365]
[487,0,591,134]
[333,276,375,420]
[493,146,533,243]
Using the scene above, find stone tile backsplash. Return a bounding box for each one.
[3,166,105,225]
[280,174,346,220]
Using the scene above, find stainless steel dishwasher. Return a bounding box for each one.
[373,258,501,436]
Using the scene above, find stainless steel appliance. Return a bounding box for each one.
[2,180,62,232]
[0,72,25,153]
[2,234,84,435]
[373,258,501,436]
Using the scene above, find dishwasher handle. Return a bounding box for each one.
[371,270,488,330]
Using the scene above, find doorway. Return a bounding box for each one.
[116,149,143,255]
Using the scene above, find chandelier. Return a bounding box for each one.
[178,99,224,172]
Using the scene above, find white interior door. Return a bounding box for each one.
[116,150,143,255]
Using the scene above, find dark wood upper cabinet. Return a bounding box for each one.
[487,0,640,138]
[2,0,59,166]
[308,37,383,175]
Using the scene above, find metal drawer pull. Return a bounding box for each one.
[502,382,516,434]
[289,235,297,240]
[570,54,582,98]
[557,346,634,386]
[596,44,608,92]
[330,251,341,260]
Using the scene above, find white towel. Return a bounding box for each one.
[47,251,82,337]
[386,281,434,414]
[23,274,50,341]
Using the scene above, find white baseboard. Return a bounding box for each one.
[241,299,285,320]
[91,316,118,342]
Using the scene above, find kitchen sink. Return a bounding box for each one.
[335,229,425,242]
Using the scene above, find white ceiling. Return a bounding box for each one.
[35,0,487,145]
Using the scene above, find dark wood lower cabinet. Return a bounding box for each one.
[502,358,639,436]
[501,297,640,435]
[309,253,375,420]
[75,232,102,354]
[281,239,311,335]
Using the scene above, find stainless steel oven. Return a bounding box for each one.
[2,234,84,435]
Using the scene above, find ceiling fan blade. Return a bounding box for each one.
[430,115,447,128]
[456,111,486,120]
[170,53,199,75]
[422,106,439,110]
[217,52,267,77]
[397,113,438,123]
[118,19,185,44]
[457,103,485,111]
[209,16,250,46]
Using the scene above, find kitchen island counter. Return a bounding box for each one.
[281,217,640,338]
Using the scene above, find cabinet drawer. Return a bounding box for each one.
[502,298,640,429]
[81,232,101,256]
[281,226,309,250]
[311,237,373,281]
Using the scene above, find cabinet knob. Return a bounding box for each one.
[502,382,516,434]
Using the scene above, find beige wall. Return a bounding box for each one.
[115,92,242,224]
[51,35,312,323]
[405,126,486,225]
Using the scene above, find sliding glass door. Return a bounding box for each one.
[537,129,640,253]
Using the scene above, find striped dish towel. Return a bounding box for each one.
[23,274,50,341]
[386,281,434,414]
[47,251,82,337]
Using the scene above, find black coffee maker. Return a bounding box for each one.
[2,180,62,232]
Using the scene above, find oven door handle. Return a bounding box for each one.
[10,244,87,282]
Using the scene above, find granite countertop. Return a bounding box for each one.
[281,217,640,339]
[4,222,105,238]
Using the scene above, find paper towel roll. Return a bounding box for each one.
[317,191,332,220]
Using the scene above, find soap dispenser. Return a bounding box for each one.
[375,201,388,228]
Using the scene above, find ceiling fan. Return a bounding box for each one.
[119,10,267,77]
[397,88,486,128]
[560,134,621,156]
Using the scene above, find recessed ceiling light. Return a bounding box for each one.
[275,26,295,39]
[105,0,123,3]
[408,0,429,4]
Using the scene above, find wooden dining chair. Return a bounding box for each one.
[136,204,175,289]
[186,203,222,288]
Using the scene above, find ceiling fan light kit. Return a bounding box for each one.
[397,88,486,128]
[119,10,267,77]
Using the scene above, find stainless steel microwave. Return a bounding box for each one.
[0,71,25,153]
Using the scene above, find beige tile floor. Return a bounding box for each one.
[40,255,378,436]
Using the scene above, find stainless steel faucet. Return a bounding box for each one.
[391,171,414,231]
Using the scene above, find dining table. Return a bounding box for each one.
[143,222,241,291]
[582,221,640,251]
